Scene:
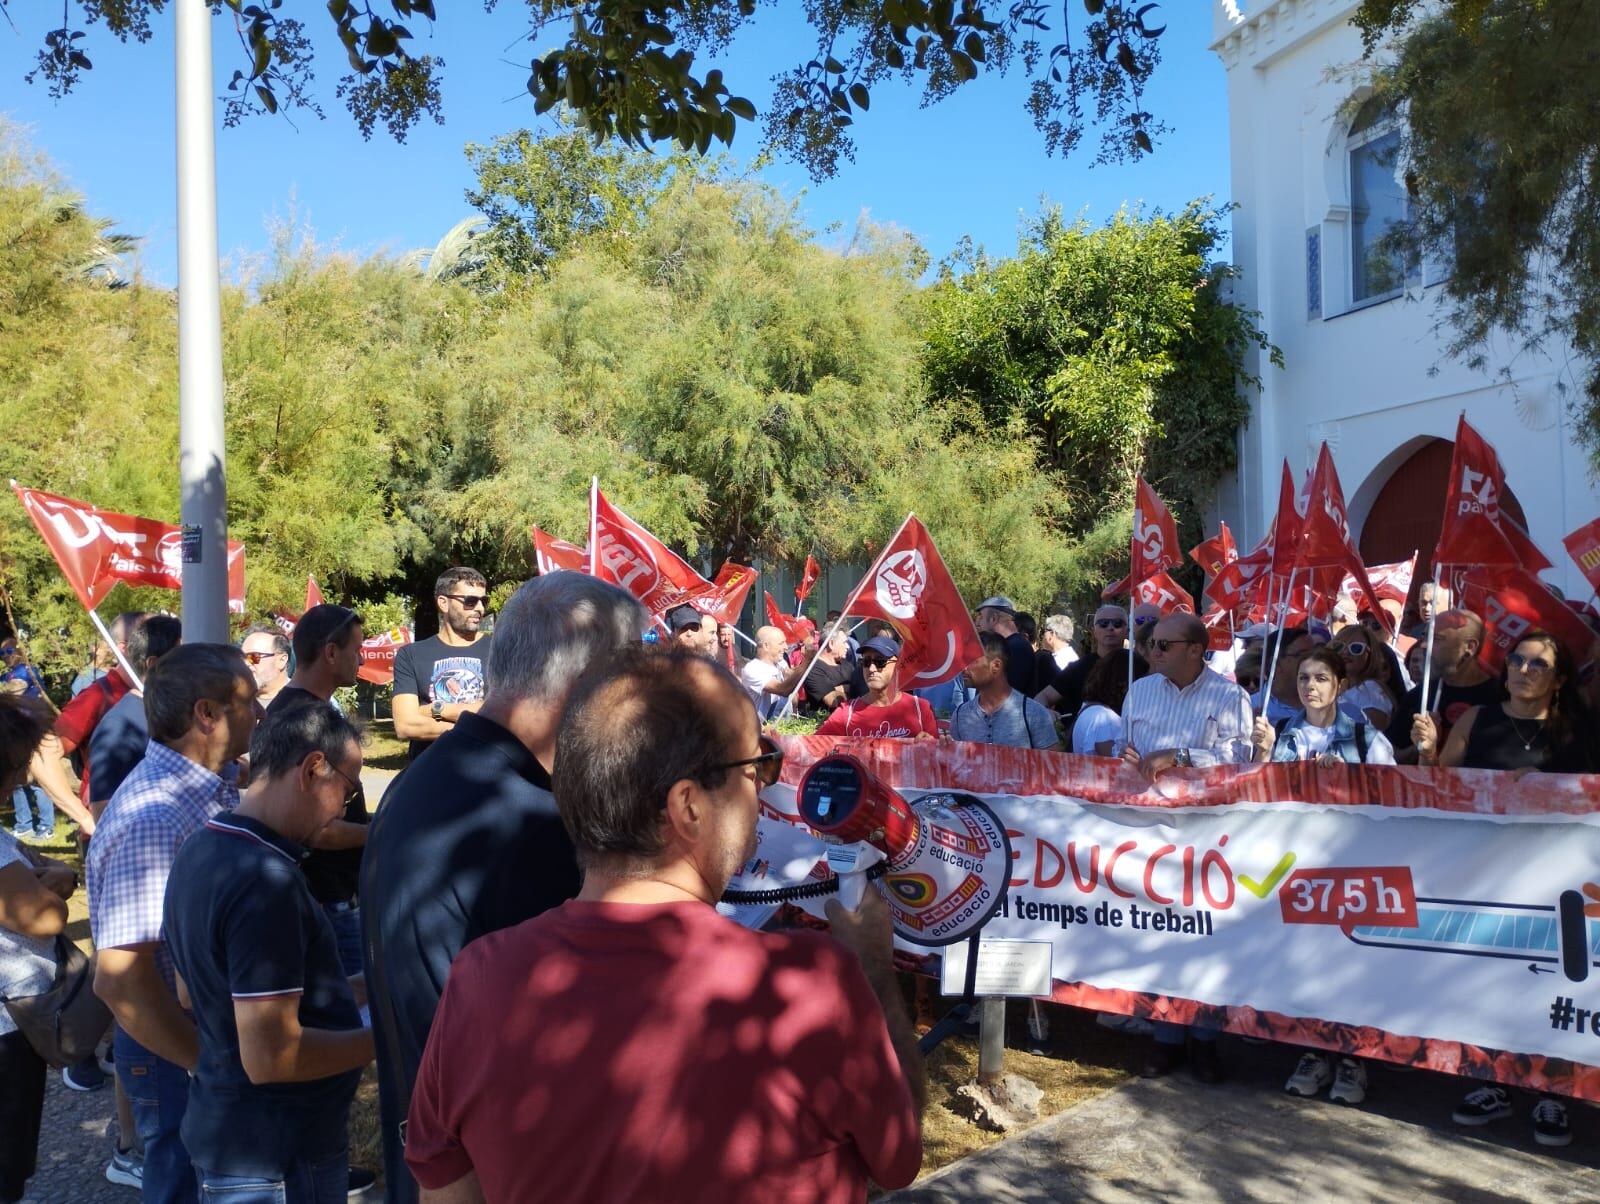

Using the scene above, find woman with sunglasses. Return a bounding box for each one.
[1419,635,1598,1147]
[1326,630,1399,730]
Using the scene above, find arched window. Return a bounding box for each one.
[1347,97,1407,304]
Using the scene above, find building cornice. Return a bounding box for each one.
[1211,0,1360,71]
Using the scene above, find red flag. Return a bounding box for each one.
[764,592,814,645]
[836,514,983,688]
[305,575,325,612]
[589,487,715,615]
[12,483,246,614]
[1131,571,1195,616]
[795,555,820,606]
[1452,565,1596,672]
[1433,416,1550,571]
[1296,444,1390,630]
[356,626,413,686]
[1132,476,1181,582]
[531,526,587,575]
[1200,605,1235,651]
[1189,522,1238,579]
[1268,462,1306,577]
[693,562,758,627]
[1563,518,1600,595]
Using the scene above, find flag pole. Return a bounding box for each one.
[1260,567,1297,721]
[1418,563,1443,724]
[587,477,599,576]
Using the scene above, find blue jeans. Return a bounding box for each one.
[114,1028,195,1204]
[10,785,50,836]
[1153,1021,1220,1046]
[195,1149,347,1204]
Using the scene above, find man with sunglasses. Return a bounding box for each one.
[1037,605,1134,722]
[1119,612,1254,1084]
[404,648,923,1202]
[816,635,939,740]
[240,625,291,708]
[392,566,494,763]
[163,703,374,1203]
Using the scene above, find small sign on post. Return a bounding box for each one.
[939,939,1053,998]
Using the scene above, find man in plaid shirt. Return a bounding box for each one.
[88,644,259,1204]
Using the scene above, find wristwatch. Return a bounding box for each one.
[431,698,445,722]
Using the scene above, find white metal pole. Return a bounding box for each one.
[1418,563,1443,723]
[88,609,143,692]
[1260,567,1297,720]
[175,0,230,642]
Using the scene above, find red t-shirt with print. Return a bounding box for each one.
[815,693,937,740]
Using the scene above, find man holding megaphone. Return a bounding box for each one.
[403,648,924,1203]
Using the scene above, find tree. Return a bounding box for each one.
[15,0,1167,178]
[919,201,1276,602]
[1354,0,1600,459]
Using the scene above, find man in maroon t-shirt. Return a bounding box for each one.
[816,634,937,741]
[406,649,924,1203]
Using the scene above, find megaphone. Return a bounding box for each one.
[794,753,1012,946]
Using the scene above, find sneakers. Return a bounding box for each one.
[105,1147,143,1189]
[1284,1052,1333,1098]
[1329,1057,1367,1105]
[347,1166,377,1197]
[1532,1097,1572,1147]
[62,1060,107,1092]
[1452,1086,1514,1125]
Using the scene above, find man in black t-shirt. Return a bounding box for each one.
[802,627,857,715]
[361,572,647,1204]
[164,703,372,1196]
[391,566,494,762]
[1038,604,1128,720]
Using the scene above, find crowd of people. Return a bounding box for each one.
[0,567,1596,1202]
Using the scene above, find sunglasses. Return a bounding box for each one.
[443,594,487,609]
[859,655,896,670]
[1133,614,1159,626]
[327,760,363,806]
[707,735,784,788]
[1152,638,1198,653]
[1508,651,1554,675]
[1094,618,1128,629]
[1336,640,1368,657]
[241,650,283,666]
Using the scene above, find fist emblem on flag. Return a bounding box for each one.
[875,549,927,619]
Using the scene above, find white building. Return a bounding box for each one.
[1210,0,1598,601]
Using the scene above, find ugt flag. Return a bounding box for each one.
[836,515,982,688]
[531,526,587,575]
[588,486,715,615]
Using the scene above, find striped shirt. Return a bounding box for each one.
[1122,666,1254,767]
[86,739,239,990]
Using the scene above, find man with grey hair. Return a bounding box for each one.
[360,572,648,1204]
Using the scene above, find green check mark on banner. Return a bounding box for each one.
[1239,852,1297,899]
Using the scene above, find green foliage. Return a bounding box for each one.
[13,1,1166,179]
[1357,0,1600,462]
[919,201,1275,608]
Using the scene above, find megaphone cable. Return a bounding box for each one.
[720,860,890,907]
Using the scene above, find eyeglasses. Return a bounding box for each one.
[327,761,362,805]
[1133,614,1160,626]
[1151,638,1198,653]
[1508,652,1554,676]
[241,650,284,665]
[707,736,784,788]
[1094,618,1128,629]
[443,594,487,609]
[1336,641,1368,657]
[1237,677,1261,692]
[859,655,895,671]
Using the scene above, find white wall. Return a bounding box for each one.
[1211,0,1597,597]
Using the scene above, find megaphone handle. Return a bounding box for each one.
[837,869,867,911]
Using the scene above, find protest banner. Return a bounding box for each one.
[730,738,1600,1102]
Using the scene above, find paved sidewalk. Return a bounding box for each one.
[889,1039,1600,1203]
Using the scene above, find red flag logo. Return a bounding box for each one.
[1132,571,1195,616]
[1190,522,1238,579]
[1452,566,1595,671]
[1342,555,1416,610]
[12,483,246,614]
[691,562,758,627]
[356,626,413,686]
[838,515,982,688]
[589,488,715,615]
[1434,417,1551,572]
[1132,476,1181,582]
[1563,518,1600,595]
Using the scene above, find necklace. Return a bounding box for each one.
[1506,713,1547,751]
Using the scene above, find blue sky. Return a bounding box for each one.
[2,2,1232,283]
